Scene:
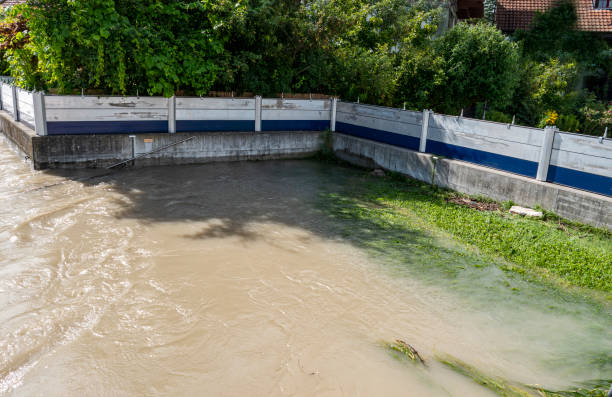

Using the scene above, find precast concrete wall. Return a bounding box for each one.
[261,98,330,131]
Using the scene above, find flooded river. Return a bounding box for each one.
[0,137,610,396]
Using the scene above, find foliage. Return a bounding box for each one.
[580,99,612,136]
[0,0,240,95]
[483,0,496,23]
[555,113,581,132]
[432,22,520,114]
[510,59,579,126]
[485,110,513,123]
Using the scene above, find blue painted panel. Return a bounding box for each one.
[262,120,330,131]
[47,121,168,135]
[426,140,539,178]
[177,120,254,132]
[547,165,612,197]
[336,121,420,151]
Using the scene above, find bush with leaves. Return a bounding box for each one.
[432,22,520,114]
[0,0,240,96]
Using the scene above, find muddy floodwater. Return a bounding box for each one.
[0,138,610,396]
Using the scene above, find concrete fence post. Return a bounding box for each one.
[255,95,262,132]
[419,109,431,153]
[330,97,337,132]
[11,85,19,121]
[168,95,176,134]
[536,126,556,182]
[33,91,47,136]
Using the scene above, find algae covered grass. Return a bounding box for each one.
[437,355,610,397]
[384,340,427,366]
[319,167,611,295]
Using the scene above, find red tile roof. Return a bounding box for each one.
[496,0,612,32]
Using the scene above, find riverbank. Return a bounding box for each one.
[316,157,611,301]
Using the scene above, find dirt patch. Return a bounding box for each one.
[446,196,500,212]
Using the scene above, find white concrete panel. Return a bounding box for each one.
[337,102,422,126]
[177,97,255,110]
[46,107,168,121]
[1,84,13,113]
[427,126,541,162]
[262,109,330,120]
[262,98,329,111]
[337,111,421,137]
[552,131,612,158]
[45,95,168,109]
[177,109,254,121]
[550,148,612,177]
[430,114,543,147]
[16,89,34,124]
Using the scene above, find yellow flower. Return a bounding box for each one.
[544,110,558,126]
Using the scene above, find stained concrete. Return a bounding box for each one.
[0,111,323,169]
[333,133,612,230]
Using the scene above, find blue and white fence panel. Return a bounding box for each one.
[335,102,423,151]
[44,96,169,135]
[261,98,330,131]
[333,101,611,197]
[548,132,612,196]
[176,97,255,132]
[0,84,609,198]
[426,114,544,178]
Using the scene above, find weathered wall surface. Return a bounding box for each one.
[130,131,323,167]
[332,133,612,230]
[0,116,323,169]
[0,112,35,158]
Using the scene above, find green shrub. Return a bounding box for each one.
[555,113,581,132]
[433,22,520,114]
[485,109,513,123]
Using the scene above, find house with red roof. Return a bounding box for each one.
[495,0,612,35]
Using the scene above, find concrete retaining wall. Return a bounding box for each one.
[335,103,612,198]
[333,133,612,230]
[0,111,323,169]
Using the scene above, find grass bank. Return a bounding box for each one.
[317,161,611,298]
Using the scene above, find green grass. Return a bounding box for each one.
[319,167,611,295]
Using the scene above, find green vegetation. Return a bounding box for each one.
[319,167,611,295]
[384,340,427,365]
[0,0,608,134]
[437,355,610,397]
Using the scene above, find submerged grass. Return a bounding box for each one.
[319,165,611,296]
[383,340,427,366]
[437,355,610,397]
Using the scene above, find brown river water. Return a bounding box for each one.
[0,137,610,396]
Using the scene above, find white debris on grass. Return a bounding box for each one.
[509,206,543,218]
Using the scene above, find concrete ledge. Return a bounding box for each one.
[332,133,612,230]
[0,111,37,159]
[0,109,323,169]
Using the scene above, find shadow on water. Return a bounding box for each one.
[38,159,612,387]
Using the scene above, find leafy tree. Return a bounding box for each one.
[1,0,239,95]
[433,21,520,114]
